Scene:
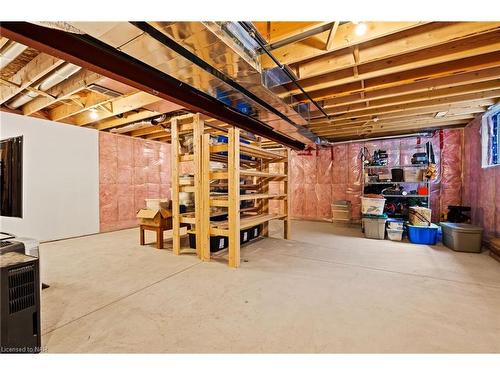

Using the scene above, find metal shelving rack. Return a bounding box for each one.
[362,163,431,212]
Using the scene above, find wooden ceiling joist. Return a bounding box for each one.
[311,88,500,123]
[21,69,102,115]
[49,91,111,121]
[0,37,10,50]
[308,101,494,130]
[73,91,161,126]
[313,115,479,136]
[323,119,473,138]
[294,50,500,102]
[319,66,500,109]
[292,22,500,82]
[286,38,500,98]
[0,53,64,105]
[326,121,471,141]
[253,22,330,46]
[261,22,426,69]
[312,79,500,118]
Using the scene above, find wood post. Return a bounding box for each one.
[171,118,181,255]
[200,132,211,261]
[228,126,241,268]
[284,148,291,239]
[193,114,203,258]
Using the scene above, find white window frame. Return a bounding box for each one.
[481,107,500,169]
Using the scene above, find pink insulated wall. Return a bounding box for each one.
[289,129,464,222]
[463,116,500,239]
[99,132,171,232]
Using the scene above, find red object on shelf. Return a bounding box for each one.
[417,185,429,195]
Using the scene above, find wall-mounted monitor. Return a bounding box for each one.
[0,136,23,218]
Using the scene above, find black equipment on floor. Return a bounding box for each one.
[0,251,41,353]
[447,206,471,223]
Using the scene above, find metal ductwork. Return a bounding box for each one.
[0,22,307,149]
[0,41,28,70]
[67,21,315,145]
[6,63,82,109]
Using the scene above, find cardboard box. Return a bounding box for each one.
[137,208,172,228]
[145,199,171,210]
[409,206,432,226]
[331,201,351,222]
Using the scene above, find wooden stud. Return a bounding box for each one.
[325,21,340,51]
[228,126,241,268]
[170,118,181,256]
[283,148,291,240]
[193,114,203,258]
[200,131,211,262]
[260,160,270,238]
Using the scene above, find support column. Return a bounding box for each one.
[228,126,241,268]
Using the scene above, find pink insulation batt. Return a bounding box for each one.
[463,117,500,239]
[99,132,171,232]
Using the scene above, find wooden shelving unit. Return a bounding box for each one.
[170,114,290,268]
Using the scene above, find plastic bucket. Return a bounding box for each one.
[387,228,403,241]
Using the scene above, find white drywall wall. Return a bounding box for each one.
[0,112,99,241]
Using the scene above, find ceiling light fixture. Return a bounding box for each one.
[89,108,99,120]
[354,21,367,36]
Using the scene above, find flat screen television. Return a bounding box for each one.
[0,136,23,218]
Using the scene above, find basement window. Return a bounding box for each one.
[481,108,500,168]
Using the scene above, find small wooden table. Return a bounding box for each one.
[139,224,188,249]
[139,224,169,249]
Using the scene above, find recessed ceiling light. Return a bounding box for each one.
[354,22,367,36]
[89,108,99,120]
[435,111,448,119]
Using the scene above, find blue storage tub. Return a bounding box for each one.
[216,135,252,160]
[407,223,439,245]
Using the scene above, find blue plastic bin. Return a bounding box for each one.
[216,135,252,160]
[407,223,439,245]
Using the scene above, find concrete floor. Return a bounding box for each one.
[39,220,500,353]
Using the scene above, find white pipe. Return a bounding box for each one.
[111,120,153,134]
[0,41,28,70]
[325,132,434,146]
[7,63,82,109]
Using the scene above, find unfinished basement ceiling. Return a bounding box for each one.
[1,21,500,143]
[254,21,500,140]
[0,38,185,137]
